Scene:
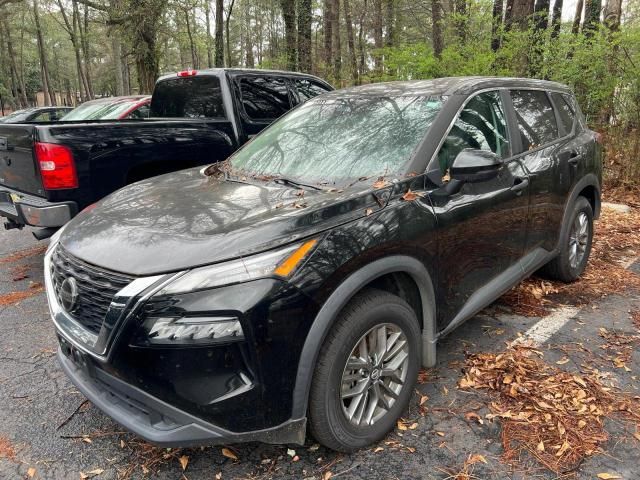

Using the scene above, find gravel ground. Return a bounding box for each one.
[0,226,639,480]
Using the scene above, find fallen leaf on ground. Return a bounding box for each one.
[79,469,104,479]
[468,453,488,464]
[458,345,640,474]
[221,447,238,461]
[597,474,622,479]
[27,467,36,478]
[179,455,188,471]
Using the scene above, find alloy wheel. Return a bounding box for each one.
[340,323,409,427]
[568,211,589,269]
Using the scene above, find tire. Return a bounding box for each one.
[541,196,594,282]
[308,289,421,452]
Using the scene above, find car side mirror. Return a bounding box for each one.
[450,149,502,183]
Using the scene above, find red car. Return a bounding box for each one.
[61,95,151,121]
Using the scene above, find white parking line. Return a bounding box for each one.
[514,306,580,346]
[513,255,638,347]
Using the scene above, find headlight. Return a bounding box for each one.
[158,239,318,295]
[133,316,243,346]
[46,224,67,253]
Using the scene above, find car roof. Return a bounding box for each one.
[156,68,333,88]
[320,76,572,99]
[79,95,151,106]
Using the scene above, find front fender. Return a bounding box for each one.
[290,255,437,419]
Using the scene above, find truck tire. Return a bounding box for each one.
[541,196,594,282]
[308,289,420,452]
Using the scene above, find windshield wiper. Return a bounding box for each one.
[273,176,325,191]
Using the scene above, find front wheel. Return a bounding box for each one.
[308,289,420,452]
[541,196,594,282]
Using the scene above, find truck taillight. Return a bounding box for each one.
[177,69,197,77]
[35,142,78,190]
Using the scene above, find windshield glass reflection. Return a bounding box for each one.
[230,94,444,185]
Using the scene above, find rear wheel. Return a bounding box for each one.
[308,289,420,452]
[541,196,593,282]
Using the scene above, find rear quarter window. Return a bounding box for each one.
[510,90,559,150]
[150,76,226,119]
[549,92,575,135]
[294,78,332,103]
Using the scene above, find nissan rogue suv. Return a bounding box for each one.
[45,77,602,452]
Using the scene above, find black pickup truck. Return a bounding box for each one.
[0,68,332,238]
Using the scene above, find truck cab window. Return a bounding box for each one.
[294,79,332,103]
[239,76,291,121]
[150,76,226,119]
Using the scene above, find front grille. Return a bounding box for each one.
[50,246,134,335]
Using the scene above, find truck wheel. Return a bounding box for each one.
[542,196,593,282]
[308,289,420,452]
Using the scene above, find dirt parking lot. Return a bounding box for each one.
[1,212,639,480]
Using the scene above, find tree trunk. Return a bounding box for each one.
[332,0,341,82]
[112,35,124,95]
[534,0,549,32]
[431,0,443,59]
[373,0,383,72]
[385,0,395,47]
[510,0,535,29]
[214,0,224,66]
[505,0,515,28]
[72,0,92,99]
[455,0,467,43]
[551,0,563,38]
[245,2,255,67]
[583,0,601,33]
[572,0,584,33]
[280,0,297,70]
[33,0,56,105]
[225,0,235,66]
[491,0,503,51]
[78,0,93,98]
[185,8,198,68]
[323,0,333,73]
[343,0,358,84]
[123,58,131,95]
[297,0,312,72]
[1,18,27,107]
[357,0,367,83]
[603,0,622,30]
[205,0,213,67]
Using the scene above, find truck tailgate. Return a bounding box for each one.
[0,124,45,197]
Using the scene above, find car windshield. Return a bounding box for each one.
[230,95,443,185]
[61,100,146,120]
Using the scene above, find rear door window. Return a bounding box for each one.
[150,75,226,119]
[549,92,575,135]
[293,78,332,103]
[510,90,559,151]
[239,76,291,121]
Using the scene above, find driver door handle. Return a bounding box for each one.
[510,177,529,194]
[568,150,582,165]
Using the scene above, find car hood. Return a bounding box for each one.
[59,167,387,276]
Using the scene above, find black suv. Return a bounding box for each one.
[46,77,602,452]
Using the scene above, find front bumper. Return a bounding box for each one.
[57,346,306,447]
[0,187,76,227]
